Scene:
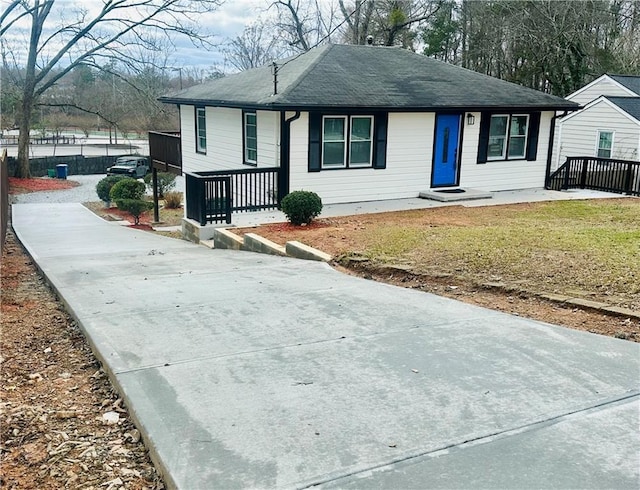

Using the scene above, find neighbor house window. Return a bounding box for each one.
[597,131,613,158]
[196,107,206,153]
[244,111,257,164]
[488,114,529,160]
[322,116,373,168]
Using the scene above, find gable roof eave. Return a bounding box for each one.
[567,74,638,101]
[158,96,578,113]
[558,96,640,126]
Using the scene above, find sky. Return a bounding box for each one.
[0,0,273,71]
[173,0,267,69]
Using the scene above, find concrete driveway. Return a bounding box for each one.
[12,203,640,489]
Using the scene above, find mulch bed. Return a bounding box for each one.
[9,177,79,194]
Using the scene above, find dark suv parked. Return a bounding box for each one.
[107,156,149,178]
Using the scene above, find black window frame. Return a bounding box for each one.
[477,111,541,164]
[308,112,387,172]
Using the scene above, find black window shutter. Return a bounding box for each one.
[526,112,541,161]
[373,113,388,169]
[477,112,491,164]
[308,112,322,172]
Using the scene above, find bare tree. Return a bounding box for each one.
[0,0,222,178]
[270,0,339,52]
[224,23,283,71]
[339,0,375,44]
[337,0,443,47]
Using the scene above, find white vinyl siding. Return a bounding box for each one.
[290,112,434,204]
[554,101,640,167]
[181,106,280,174]
[568,77,637,105]
[291,110,550,203]
[256,111,279,167]
[460,111,553,191]
[182,107,552,205]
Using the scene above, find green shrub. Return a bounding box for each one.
[144,172,176,198]
[115,199,153,225]
[96,175,129,203]
[280,190,323,225]
[163,191,182,209]
[110,178,146,201]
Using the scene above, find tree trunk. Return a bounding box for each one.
[16,96,33,179]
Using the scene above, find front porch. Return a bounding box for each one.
[149,131,281,234]
[149,131,634,243]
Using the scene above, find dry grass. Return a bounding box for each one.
[242,199,640,310]
[362,200,640,301]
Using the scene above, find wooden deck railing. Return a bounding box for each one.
[547,156,640,196]
[185,167,280,225]
[149,131,182,175]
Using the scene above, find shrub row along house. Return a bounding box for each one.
[155,44,578,233]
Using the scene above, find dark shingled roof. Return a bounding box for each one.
[610,75,640,96]
[160,44,578,111]
[606,96,640,121]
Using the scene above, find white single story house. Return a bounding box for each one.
[552,74,640,170]
[155,44,578,228]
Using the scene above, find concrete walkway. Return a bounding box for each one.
[12,203,640,489]
[227,187,630,227]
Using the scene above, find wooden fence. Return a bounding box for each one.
[7,155,130,177]
[1,150,8,250]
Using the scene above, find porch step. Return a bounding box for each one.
[419,188,493,202]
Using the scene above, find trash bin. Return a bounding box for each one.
[55,164,68,179]
[47,169,56,178]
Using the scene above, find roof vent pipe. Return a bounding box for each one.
[272,62,278,95]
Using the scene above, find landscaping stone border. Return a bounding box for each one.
[210,228,331,262]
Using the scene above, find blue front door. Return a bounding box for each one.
[432,114,461,187]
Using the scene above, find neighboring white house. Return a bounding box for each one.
[159,44,577,219]
[552,74,640,170]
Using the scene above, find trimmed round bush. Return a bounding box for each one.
[144,172,176,198]
[96,175,129,202]
[110,178,146,201]
[280,190,323,225]
[115,199,153,225]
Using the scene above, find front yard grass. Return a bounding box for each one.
[244,199,640,311]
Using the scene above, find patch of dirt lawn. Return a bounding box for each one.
[237,199,640,342]
[1,231,164,489]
